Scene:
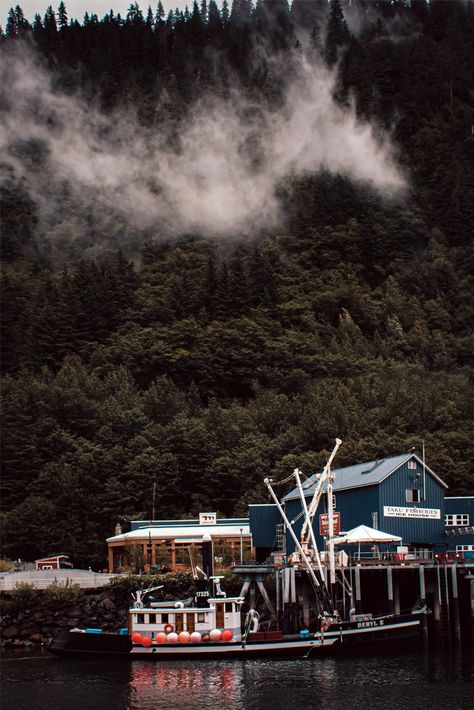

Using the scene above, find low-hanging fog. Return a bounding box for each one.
[1,41,406,252]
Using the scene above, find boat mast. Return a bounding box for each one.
[293,468,325,581]
[301,438,342,548]
[264,478,320,589]
[327,460,337,585]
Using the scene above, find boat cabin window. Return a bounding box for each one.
[160,613,169,623]
[225,602,233,613]
[197,613,205,623]
[136,614,144,624]
[148,614,156,624]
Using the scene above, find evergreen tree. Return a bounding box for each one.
[43,4,57,37]
[57,1,68,30]
[325,0,350,66]
[5,5,30,37]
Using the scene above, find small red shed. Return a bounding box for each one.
[35,555,73,570]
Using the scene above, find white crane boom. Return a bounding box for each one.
[301,438,342,547]
[293,468,325,581]
[264,477,320,588]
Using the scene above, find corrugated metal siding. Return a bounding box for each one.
[284,486,379,553]
[445,498,474,516]
[445,498,474,547]
[338,486,380,531]
[283,463,450,552]
[249,505,282,548]
[378,460,445,546]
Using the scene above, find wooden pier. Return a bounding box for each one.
[233,561,474,645]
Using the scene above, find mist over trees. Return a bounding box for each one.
[1,0,473,567]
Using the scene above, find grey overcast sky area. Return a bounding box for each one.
[1,1,201,26]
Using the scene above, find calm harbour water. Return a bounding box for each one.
[1,646,473,710]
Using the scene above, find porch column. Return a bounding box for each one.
[108,545,114,573]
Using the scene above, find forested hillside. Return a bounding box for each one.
[1,0,473,568]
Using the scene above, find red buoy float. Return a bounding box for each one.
[163,624,174,634]
[131,632,143,644]
[221,629,233,642]
[178,631,190,644]
[155,632,167,644]
[142,635,152,647]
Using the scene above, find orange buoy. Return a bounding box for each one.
[178,631,191,644]
[221,629,233,642]
[131,632,143,644]
[142,635,152,647]
[155,632,167,644]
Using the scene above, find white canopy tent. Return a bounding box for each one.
[333,524,402,558]
[333,525,402,545]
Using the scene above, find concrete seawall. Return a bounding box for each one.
[0,569,119,591]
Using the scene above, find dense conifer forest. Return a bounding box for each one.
[1,0,473,567]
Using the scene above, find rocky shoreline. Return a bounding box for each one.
[1,591,128,650]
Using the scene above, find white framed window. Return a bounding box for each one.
[406,489,420,503]
[456,545,474,552]
[408,460,417,470]
[445,514,469,526]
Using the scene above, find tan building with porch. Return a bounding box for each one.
[107,515,252,573]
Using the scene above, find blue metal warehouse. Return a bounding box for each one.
[250,452,473,561]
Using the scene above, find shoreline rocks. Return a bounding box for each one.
[0,591,128,649]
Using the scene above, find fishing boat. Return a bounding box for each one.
[49,439,428,659]
[49,590,426,659]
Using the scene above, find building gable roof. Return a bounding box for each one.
[283,452,447,502]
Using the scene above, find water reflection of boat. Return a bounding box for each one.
[49,440,427,660]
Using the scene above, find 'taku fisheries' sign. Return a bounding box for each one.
[383,506,440,520]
